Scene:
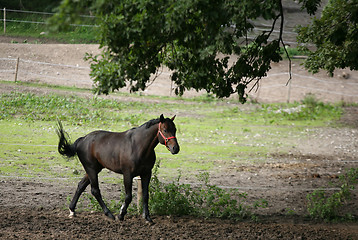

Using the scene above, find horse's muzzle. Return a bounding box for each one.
[170,143,180,155]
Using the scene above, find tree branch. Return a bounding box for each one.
[278,0,292,85]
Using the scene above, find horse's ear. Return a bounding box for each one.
[160,114,165,123]
[171,115,176,121]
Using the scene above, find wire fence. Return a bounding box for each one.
[0,8,97,34]
[0,57,92,88]
[0,8,301,44]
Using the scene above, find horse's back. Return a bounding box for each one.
[75,130,132,173]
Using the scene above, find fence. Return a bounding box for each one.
[1,8,96,34]
[252,71,358,103]
[1,7,302,45]
[0,57,92,89]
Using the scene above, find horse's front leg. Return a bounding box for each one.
[141,172,153,223]
[118,172,133,221]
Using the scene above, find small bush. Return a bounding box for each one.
[149,172,194,216]
[306,168,358,221]
[148,163,266,220]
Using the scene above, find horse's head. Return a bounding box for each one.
[158,114,180,154]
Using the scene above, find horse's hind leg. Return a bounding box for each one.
[87,168,115,220]
[69,174,90,218]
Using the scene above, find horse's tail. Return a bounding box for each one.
[56,120,78,158]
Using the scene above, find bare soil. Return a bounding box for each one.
[0,36,358,239]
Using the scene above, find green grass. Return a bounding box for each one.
[0,120,84,178]
[0,82,344,183]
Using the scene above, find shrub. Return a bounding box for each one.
[306,168,358,221]
[148,163,266,220]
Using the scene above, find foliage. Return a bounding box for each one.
[306,168,358,221]
[48,0,358,100]
[147,162,265,220]
[149,168,194,216]
[297,0,358,75]
[49,0,301,103]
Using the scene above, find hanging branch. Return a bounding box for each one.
[277,0,292,85]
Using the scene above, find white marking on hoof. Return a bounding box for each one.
[69,210,75,218]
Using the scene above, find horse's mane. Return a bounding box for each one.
[131,118,160,130]
[142,118,160,129]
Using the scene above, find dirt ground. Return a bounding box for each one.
[1,36,358,239]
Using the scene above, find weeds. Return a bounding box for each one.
[260,93,342,123]
[148,162,265,220]
[306,168,358,221]
[73,164,266,221]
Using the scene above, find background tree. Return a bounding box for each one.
[0,0,61,12]
[297,0,358,76]
[50,0,324,103]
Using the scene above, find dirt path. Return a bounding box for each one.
[1,206,358,240]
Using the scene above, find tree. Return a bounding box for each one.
[0,0,61,12]
[297,0,358,76]
[49,0,321,103]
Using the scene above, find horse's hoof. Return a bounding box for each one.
[144,215,154,224]
[105,212,115,220]
[145,219,155,225]
[118,214,125,221]
[69,210,75,218]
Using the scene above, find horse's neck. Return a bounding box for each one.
[137,123,159,153]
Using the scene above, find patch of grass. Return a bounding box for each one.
[1,11,97,44]
[0,85,349,220]
[255,94,342,126]
[0,120,82,179]
[0,92,157,126]
[0,88,343,182]
[280,47,309,58]
[0,80,91,92]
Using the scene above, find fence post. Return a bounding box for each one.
[134,177,142,213]
[14,57,20,82]
[3,8,5,34]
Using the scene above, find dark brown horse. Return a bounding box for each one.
[56,114,179,222]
